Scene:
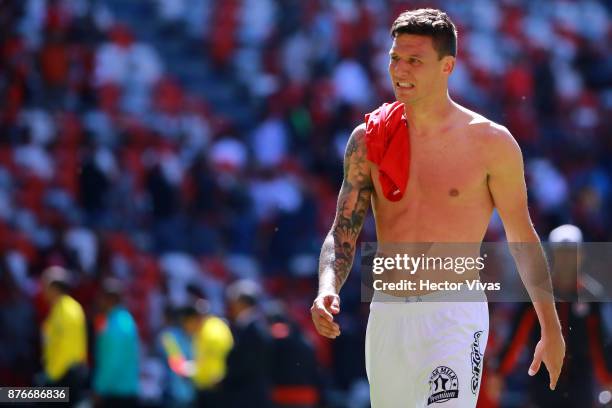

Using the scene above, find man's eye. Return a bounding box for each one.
[409,58,421,65]
[391,55,399,61]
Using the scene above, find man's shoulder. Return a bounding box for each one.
[345,123,368,157]
[455,105,502,132]
[206,315,234,338]
[114,308,137,330]
[352,123,367,140]
[456,106,518,149]
[59,295,85,317]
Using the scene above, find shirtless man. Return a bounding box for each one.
[310,8,566,407]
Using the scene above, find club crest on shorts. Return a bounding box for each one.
[471,330,484,394]
[427,366,459,404]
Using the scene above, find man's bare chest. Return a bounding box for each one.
[393,133,490,201]
[408,144,487,201]
[369,129,497,243]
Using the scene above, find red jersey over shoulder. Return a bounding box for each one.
[364,101,411,202]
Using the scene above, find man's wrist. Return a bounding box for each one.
[540,320,562,336]
[318,287,339,296]
[533,301,562,334]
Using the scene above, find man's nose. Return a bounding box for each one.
[392,59,411,74]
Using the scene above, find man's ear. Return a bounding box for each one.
[441,56,455,75]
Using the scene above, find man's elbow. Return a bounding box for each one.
[506,229,540,243]
[506,225,543,260]
[503,215,540,243]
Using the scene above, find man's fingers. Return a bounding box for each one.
[312,310,340,333]
[316,318,340,333]
[549,372,559,390]
[547,365,561,390]
[311,302,334,322]
[329,296,340,314]
[311,294,341,338]
[314,320,340,338]
[528,353,542,376]
[549,380,557,390]
[528,337,565,390]
[318,327,339,339]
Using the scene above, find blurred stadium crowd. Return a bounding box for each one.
[0,0,611,407]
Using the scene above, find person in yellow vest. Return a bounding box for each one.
[177,299,233,407]
[41,266,88,406]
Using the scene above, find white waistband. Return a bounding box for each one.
[371,288,488,303]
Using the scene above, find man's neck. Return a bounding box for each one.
[235,306,257,328]
[403,92,455,134]
[48,292,64,307]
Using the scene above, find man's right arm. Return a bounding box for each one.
[486,124,565,389]
[311,124,373,339]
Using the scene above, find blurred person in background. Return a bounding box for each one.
[493,225,612,407]
[40,266,88,406]
[157,305,196,407]
[265,301,321,408]
[179,299,233,407]
[224,279,273,408]
[92,278,140,408]
[0,257,38,387]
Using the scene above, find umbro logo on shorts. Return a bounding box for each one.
[470,331,484,394]
[427,366,459,405]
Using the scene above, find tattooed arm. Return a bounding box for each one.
[311,124,373,339]
[319,124,373,293]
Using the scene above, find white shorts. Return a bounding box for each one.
[365,290,489,408]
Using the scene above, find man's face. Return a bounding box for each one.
[227,300,239,321]
[388,34,454,105]
[43,284,58,303]
[182,316,201,336]
[42,284,52,303]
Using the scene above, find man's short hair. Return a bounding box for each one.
[226,279,261,307]
[180,299,210,319]
[390,8,458,59]
[549,224,583,243]
[41,266,72,293]
[101,278,125,302]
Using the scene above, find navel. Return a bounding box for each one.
[449,188,459,197]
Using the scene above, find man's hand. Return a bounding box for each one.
[528,331,566,390]
[311,293,341,339]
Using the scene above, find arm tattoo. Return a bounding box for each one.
[319,129,373,293]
